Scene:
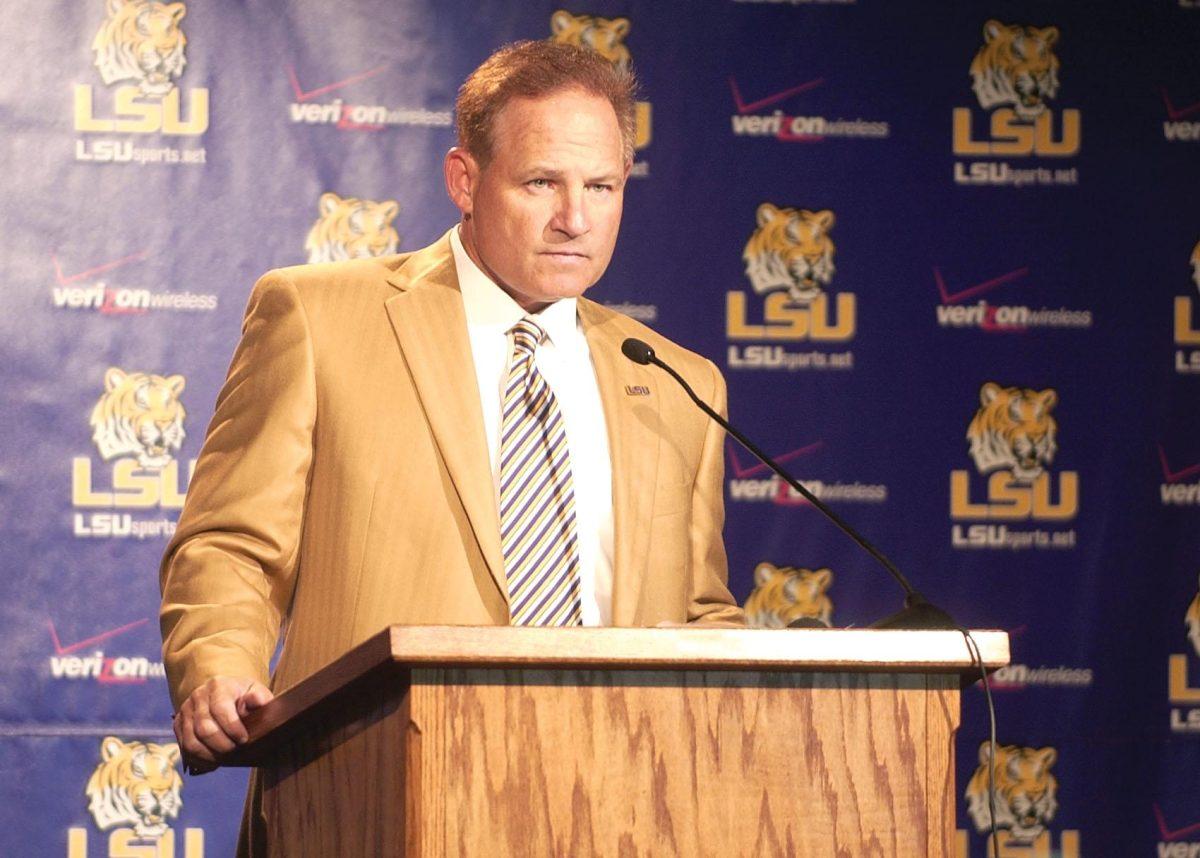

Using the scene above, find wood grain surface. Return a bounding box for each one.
[405,668,958,857]
[240,627,1003,856]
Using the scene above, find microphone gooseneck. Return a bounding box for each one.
[621,336,956,630]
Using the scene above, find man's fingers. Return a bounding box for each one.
[191,698,237,755]
[173,676,269,771]
[209,693,249,745]
[175,711,219,763]
[240,681,274,712]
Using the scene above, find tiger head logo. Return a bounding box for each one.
[1187,580,1200,658]
[92,0,188,98]
[90,368,186,469]
[969,20,1061,121]
[743,562,833,628]
[85,736,183,839]
[742,203,836,305]
[549,10,631,74]
[966,382,1058,484]
[1191,239,1200,292]
[965,742,1058,844]
[305,192,400,264]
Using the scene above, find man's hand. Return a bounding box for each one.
[173,676,273,773]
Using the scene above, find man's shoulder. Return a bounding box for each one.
[255,253,410,295]
[581,299,716,375]
[248,233,453,307]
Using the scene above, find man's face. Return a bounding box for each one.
[452,89,629,312]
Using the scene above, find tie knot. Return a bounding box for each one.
[511,318,546,355]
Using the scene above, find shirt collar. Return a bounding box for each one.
[450,225,578,346]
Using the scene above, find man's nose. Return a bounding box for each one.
[552,187,589,238]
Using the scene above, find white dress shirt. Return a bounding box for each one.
[450,227,615,625]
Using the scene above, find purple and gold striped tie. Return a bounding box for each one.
[498,319,583,626]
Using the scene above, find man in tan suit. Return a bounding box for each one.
[161,40,741,800]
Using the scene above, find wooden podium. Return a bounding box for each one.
[226,626,1008,857]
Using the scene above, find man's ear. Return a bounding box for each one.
[443,147,477,217]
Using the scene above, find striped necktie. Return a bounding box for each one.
[498,318,583,626]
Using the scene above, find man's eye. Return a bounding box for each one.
[529,178,550,189]
[589,184,612,193]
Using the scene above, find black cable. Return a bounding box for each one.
[960,628,1000,857]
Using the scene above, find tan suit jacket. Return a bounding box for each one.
[160,232,742,711]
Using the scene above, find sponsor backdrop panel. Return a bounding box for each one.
[0,1,1196,855]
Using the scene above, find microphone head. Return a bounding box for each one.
[621,337,655,365]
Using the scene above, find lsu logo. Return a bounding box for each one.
[73,368,193,518]
[92,0,187,97]
[743,562,833,628]
[958,742,1078,856]
[305,192,400,264]
[90,368,185,469]
[951,382,1078,522]
[550,10,630,73]
[1176,240,1200,365]
[1169,575,1200,732]
[1192,240,1200,291]
[743,204,835,305]
[970,21,1059,120]
[69,736,203,857]
[1188,583,1200,658]
[75,0,209,136]
[953,20,1080,159]
[548,10,651,151]
[727,203,855,343]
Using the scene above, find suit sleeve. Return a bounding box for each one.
[159,271,316,710]
[686,359,745,626]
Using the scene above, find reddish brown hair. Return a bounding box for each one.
[456,40,637,165]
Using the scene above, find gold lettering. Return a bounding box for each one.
[161,88,210,136]
[110,826,172,858]
[952,108,989,155]
[158,459,190,509]
[184,828,205,858]
[1059,830,1080,858]
[1031,471,1078,520]
[950,470,990,519]
[986,471,1032,519]
[634,101,651,150]
[112,459,160,508]
[1169,653,1200,704]
[1176,297,1200,346]
[808,293,856,341]
[74,85,115,132]
[1035,109,1081,157]
[72,458,114,506]
[113,86,160,134]
[726,292,766,339]
[989,109,1034,156]
[68,828,88,858]
[760,292,810,339]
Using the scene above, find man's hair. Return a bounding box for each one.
[456,40,637,166]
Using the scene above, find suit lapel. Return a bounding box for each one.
[580,300,659,626]
[383,235,507,604]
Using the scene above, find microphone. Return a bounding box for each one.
[622,337,957,630]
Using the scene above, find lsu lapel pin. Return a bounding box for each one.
[624,385,650,396]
